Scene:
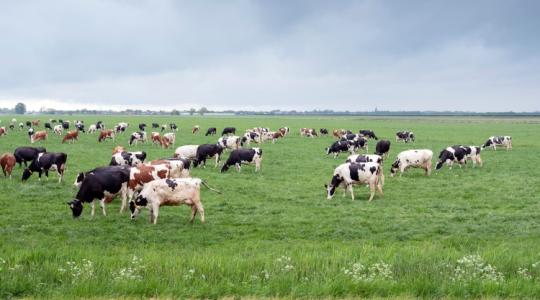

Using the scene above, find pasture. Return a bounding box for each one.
[1,115,539,299]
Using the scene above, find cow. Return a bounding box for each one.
[149,123,158,129]
[62,121,70,130]
[193,144,223,168]
[221,148,262,173]
[163,132,175,147]
[161,124,167,132]
[265,131,284,144]
[325,162,383,201]
[435,146,467,170]
[112,146,125,154]
[279,127,290,136]
[14,147,46,167]
[19,122,24,130]
[151,132,164,147]
[390,149,433,176]
[341,135,368,153]
[205,127,217,136]
[75,123,85,133]
[88,124,97,134]
[482,136,512,151]
[320,128,329,135]
[359,130,378,140]
[346,154,383,164]
[31,120,40,127]
[458,145,483,167]
[150,158,191,178]
[127,164,174,202]
[62,130,79,144]
[44,123,52,130]
[138,123,147,131]
[110,151,147,167]
[174,145,199,160]
[68,166,130,217]
[129,178,220,224]
[115,122,128,133]
[396,131,415,143]
[9,124,14,130]
[221,127,236,136]
[242,131,261,145]
[22,152,67,182]
[28,127,34,139]
[169,123,178,131]
[333,129,346,139]
[326,140,357,158]
[128,131,147,146]
[375,140,391,158]
[0,127,6,136]
[192,125,200,134]
[26,121,32,128]
[1,153,16,178]
[218,136,241,150]
[53,124,63,135]
[98,130,115,142]
[31,131,48,144]
[95,121,105,130]
[300,128,317,137]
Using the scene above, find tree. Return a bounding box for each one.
[171,109,180,116]
[14,102,26,114]
[189,108,196,116]
[198,107,208,115]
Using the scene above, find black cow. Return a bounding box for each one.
[320,128,329,135]
[375,140,391,157]
[22,152,67,182]
[193,144,224,168]
[67,166,131,217]
[138,123,147,131]
[44,123,52,130]
[14,146,47,167]
[359,130,378,140]
[152,123,160,128]
[62,121,70,130]
[221,148,262,172]
[436,146,467,170]
[221,127,236,136]
[326,140,356,158]
[51,119,57,123]
[205,127,217,136]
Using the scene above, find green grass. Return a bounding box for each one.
[1,115,540,299]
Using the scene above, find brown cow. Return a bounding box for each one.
[278,127,289,136]
[333,129,346,139]
[151,132,164,147]
[1,153,16,179]
[31,131,48,143]
[31,120,41,127]
[112,146,125,154]
[192,125,200,134]
[98,130,115,142]
[0,127,6,136]
[62,130,79,144]
[127,164,171,202]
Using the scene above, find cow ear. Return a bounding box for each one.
[324,184,328,188]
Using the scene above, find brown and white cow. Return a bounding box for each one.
[112,146,125,154]
[151,132,165,148]
[163,133,175,147]
[0,127,6,136]
[263,131,284,144]
[149,158,191,178]
[278,127,289,136]
[98,130,115,142]
[31,120,40,127]
[1,153,16,179]
[192,125,200,134]
[127,164,171,202]
[31,131,48,144]
[62,130,79,144]
[300,128,317,137]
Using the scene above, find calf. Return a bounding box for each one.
[482,136,512,151]
[151,132,165,148]
[128,131,147,146]
[333,129,346,139]
[174,145,199,160]
[390,149,433,176]
[62,130,79,144]
[221,148,262,172]
[22,152,67,182]
[110,151,147,167]
[359,130,378,140]
[205,127,217,136]
[326,140,357,158]
[53,124,63,135]
[375,140,391,158]
[320,128,329,135]
[396,131,415,143]
[130,178,219,224]
[325,162,383,201]
[31,130,48,143]
[68,166,130,217]
[14,146,46,167]
[192,125,200,134]
[193,144,223,168]
[98,129,115,142]
[435,146,467,170]
[218,136,241,150]
[1,153,16,178]
[266,131,284,144]
[222,127,236,136]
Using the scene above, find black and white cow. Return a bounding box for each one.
[435,146,467,170]
[325,162,383,201]
[341,135,369,152]
[74,166,124,188]
[218,136,241,150]
[375,140,391,158]
[242,131,261,145]
[22,152,67,182]
[359,130,378,140]
[75,123,85,133]
[62,121,70,130]
[14,146,46,167]
[396,131,415,143]
[110,151,147,167]
[326,140,357,158]
[96,121,105,130]
[319,128,329,135]
[205,127,217,136]
[138,123,147,131]
[457,145,483,167]
[221,148,262,172]
[128,131,147,146]
[193,144,224,168]
[27,127,34,139]
[390,149,433,177]
[68,165,131,217]
[115,122,128,133]
[151,123,160,129]
[169,123,178,131]
[482,136,512,151]
[221,127,236,136]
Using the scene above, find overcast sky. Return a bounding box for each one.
[0,0,539,112]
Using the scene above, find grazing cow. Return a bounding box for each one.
[192,125,200,134]
[390,149,433,176]
[396,131,415,143]
[22,152,67,182]
[482,136,512,151]
[222,127,236,136]
[325,162,383,201]
[193,144,223,167]
[218,136,241,150]
[19,122,24,130]
[458,145,483,167]
[1,153,16,178]
[0,127,6,136]
[110,151,147,167]
[31,120,40,127]
[127,164,173,201]
[14,147,46,167]
[300,128,317,137]
[68,166,130,217]
[205,127,217,136]
[375,140,391,158]
[326,140,357,158]
[88,124,97,133]
[26,121,32,128]
[150,158,191,178]
[53,124,63,135]
[112,146,125,154]
[152,123,160,129]
[128,131,147,146]
[28,127,34,139]
[44,123,52,130]
[138,123,147,131]
[221,148,262,173]
[435,146,467,170]
[115,122,128,133]
[62,121,70,130]
[31,130,48,144]
[359,130,378,140]
[130,178,220,224]
[50,119,57,123]
[174,145,199,160]
[169,123,178,131]
[62,130,79,144]
[320,128,329,135]
[98,129,115,142]
[96,121,105,130]
[163,132,175,147]
[263,131,284,144]
[242,131,261,145]
[151,132,168,148]
[279,127,290,136]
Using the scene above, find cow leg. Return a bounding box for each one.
[100,198,107,216]
[190,205,197,223]
[120,184,128,212]
[214,155,220,168]
[195,201,205,223]
[91,201,96,217]
[477,156,483,167]
[426,161,432,176]
[334,152,338,159]
[255,159,261,172]
[236,163,241,172]
[368,182,376,202]
[347,184,355,201]
[152,203,160,224]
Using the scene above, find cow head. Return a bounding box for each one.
[482,138,493,149]
[324,174,342,200]
[390,159,400,177]
[67,199,84,218]
[436,150,454,170]
[409,133,415,142]
[220,164,230,173]
[21,168,33,181]
[130,195,148,219]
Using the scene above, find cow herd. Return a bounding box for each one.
[0,118,514,225]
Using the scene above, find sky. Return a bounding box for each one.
[0,0,539,112]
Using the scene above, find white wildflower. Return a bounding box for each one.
[113,255,144,281]
[450,254,503,283]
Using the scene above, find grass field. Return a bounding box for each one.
[1,115,540,299]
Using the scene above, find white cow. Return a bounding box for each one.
[174,145,199,160]
[390,149,433,177]
[218,136,241,150]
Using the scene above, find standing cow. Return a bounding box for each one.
[435,146,467,170]
[205,127,217,136]
[14,147,46,167]
[22,152,67,182]
[1,153,16,178]
[221,148,263,173]
[390,149,433,176]
[396,131,415,143]
[218,136,241,150]
[193,144,223,168]
[325,162,383,201]
[482,136,512,151]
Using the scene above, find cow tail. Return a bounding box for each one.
[201,180,222,194]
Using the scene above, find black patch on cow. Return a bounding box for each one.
[166,179,178,190]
